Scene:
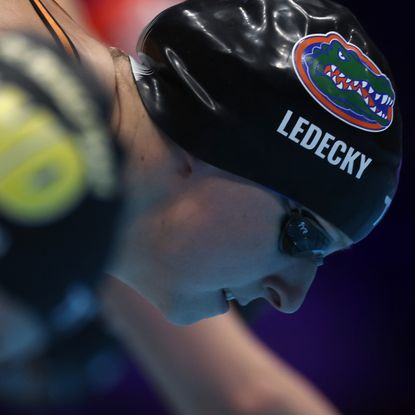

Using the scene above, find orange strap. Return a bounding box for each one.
[29,0,80,61]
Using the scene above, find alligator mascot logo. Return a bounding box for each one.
[292,32,395,132]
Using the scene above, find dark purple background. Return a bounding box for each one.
[1,0,413,414]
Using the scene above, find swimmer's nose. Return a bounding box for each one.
[263,260,318,313]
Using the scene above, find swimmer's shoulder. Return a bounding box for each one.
[0,0,117,101]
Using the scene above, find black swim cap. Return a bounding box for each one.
[0,32,124,331]
[132,0,402,243]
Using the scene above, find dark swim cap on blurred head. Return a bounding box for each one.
[0,32,124,334]
[132,0,402,243]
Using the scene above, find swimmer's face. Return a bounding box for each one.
[109,161,353,326]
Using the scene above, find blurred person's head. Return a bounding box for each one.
[0,31,123,353]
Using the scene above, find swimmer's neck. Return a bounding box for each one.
[108,47,194,214]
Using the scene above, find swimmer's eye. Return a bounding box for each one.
[338,50,346,61]
[278,208,332,266]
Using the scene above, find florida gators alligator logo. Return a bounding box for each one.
[292,32,395,132]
